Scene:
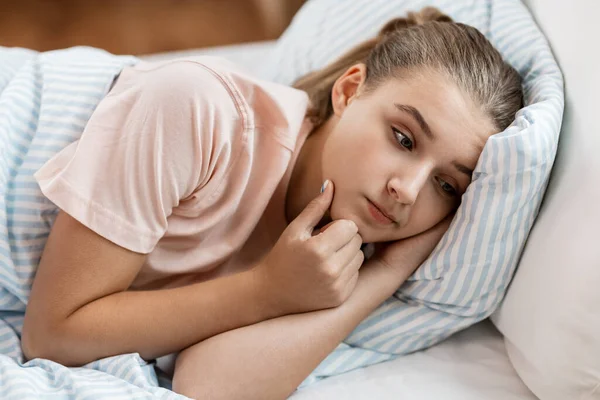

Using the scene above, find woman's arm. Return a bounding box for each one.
[22,183,359,368]
[172,216,452,400]
[22,212,278,366]
[172,260,401,400]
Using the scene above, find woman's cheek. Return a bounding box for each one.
[405,200,437,237]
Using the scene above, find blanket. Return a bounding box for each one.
[0,46,188,399]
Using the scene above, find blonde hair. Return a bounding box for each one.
[294,7,523,131]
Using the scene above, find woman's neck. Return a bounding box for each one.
[285,117,334,226]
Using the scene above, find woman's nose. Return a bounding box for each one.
[388,166,430,205]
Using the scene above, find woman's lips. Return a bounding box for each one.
[367,199,395,225]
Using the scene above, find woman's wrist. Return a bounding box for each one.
[337,259,406,319]
[245,265,284,321]
[365,257,418,288]
[245,256,415,323]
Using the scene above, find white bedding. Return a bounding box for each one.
[140,40,276,76]
[141,42,538,400]
[292,320,536,400]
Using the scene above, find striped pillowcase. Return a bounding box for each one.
[258,0,564,384]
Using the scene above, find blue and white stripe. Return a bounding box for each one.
[0,46,191,399]
[261,0,563,386]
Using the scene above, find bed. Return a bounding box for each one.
[0,0,594,397]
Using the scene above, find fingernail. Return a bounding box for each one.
[320,180,329,193]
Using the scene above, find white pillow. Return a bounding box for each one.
[491,0,600,399]
[258,0,564,386]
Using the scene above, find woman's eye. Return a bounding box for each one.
[437,178,458,196]
[392,127,413,150]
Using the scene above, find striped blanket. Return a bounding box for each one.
[0,46,189,399]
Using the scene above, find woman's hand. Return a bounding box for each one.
[254,180,364,317]
[173,213,453,400]
[367,213,454,283]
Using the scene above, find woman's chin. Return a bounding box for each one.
[357,221,423,244]
[353,221,396,243]
[329,203,415,243]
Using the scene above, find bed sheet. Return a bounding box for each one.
[291,320,537,399]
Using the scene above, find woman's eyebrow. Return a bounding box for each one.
[394,103,435,140]
[453,161,473,177]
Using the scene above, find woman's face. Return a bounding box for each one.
[321,65,496,243]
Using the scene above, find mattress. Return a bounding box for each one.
[141,41,537,400]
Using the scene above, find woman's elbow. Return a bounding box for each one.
[21,320,46,361]
[21,316,76,366]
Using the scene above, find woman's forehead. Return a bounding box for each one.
[374,72,495,147]
[364,73,493,172]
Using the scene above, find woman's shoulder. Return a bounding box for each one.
[118,56,311,149]
[152,57,308,144]
[117,57,240,116]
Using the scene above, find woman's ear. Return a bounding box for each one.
[331,63,367,117]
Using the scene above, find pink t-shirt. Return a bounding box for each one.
[34,57,312,290]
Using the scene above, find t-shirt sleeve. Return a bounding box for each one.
[34,61,241,254]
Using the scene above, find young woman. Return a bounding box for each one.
[21,7,522,400]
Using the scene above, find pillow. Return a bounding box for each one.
[491,1,600,399]
[258,0,564,386]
